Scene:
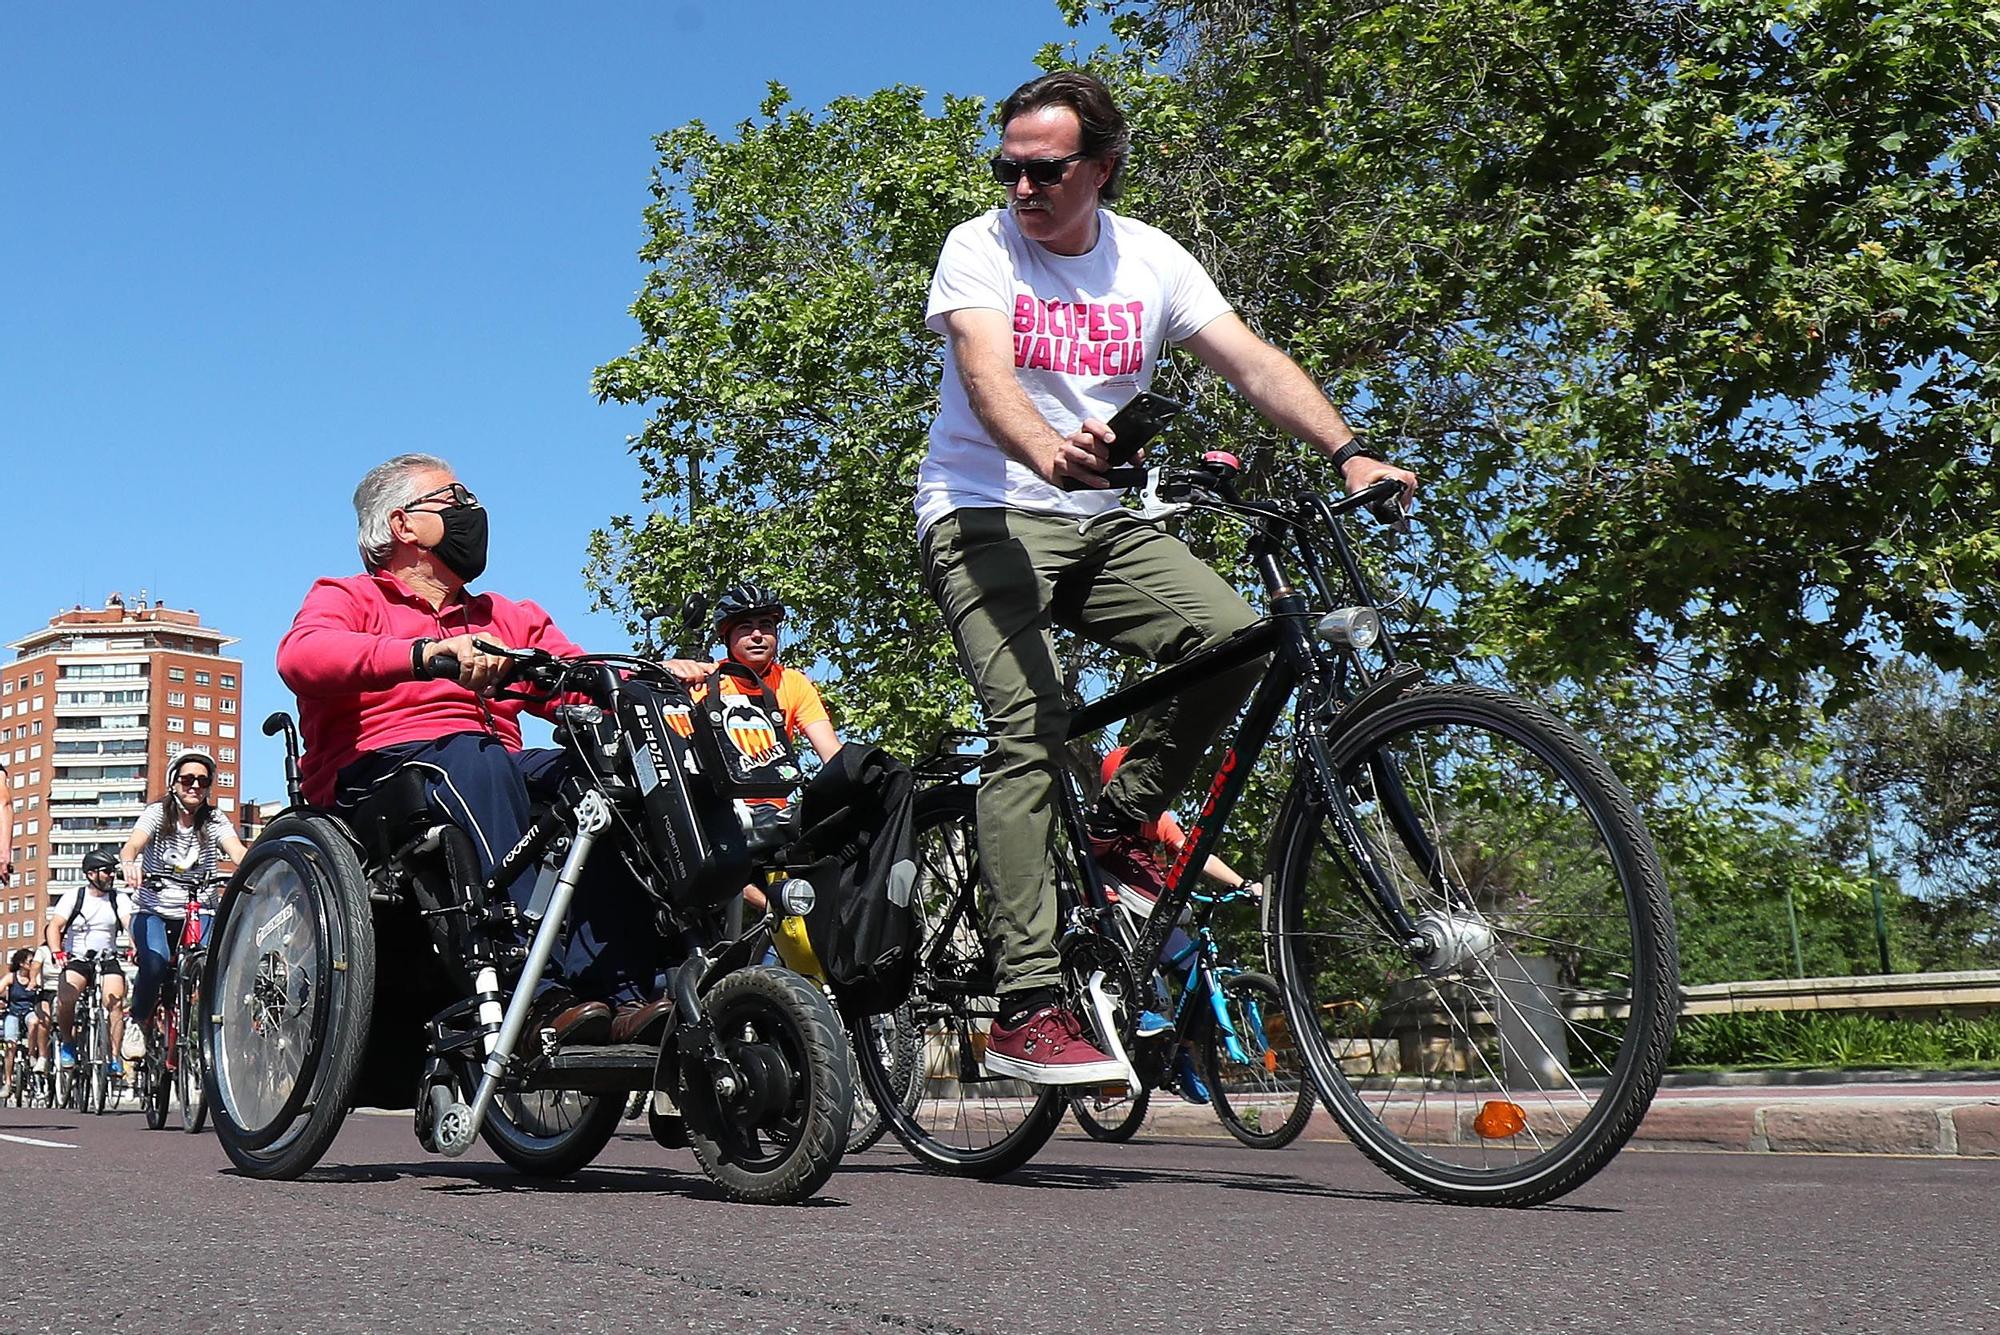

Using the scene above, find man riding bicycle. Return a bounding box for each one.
[917,70,1417,1084]
[44,849,135,1077]
[277,454,668,1046]
[120,750,246,1060]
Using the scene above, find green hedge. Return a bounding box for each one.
[1671,1012,2000,1069]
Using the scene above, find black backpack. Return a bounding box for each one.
[790,745,919,1016]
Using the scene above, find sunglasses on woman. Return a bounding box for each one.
[177,774,211,790]
[989,152,1088,188]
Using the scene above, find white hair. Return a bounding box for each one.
[353,453,451,570]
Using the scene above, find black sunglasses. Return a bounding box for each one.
[989,152,1088,188]
[403,482,480,511]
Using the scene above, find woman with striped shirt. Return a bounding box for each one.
[118,750,247,1058]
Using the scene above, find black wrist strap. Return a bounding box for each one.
[1330,437,1382,469]
[411,638,431,678]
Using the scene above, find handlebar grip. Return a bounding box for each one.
[419,651,461,682]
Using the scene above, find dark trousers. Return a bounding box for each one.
[337,734,662,1004]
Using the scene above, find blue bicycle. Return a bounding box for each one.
[1069,882,1315,1148]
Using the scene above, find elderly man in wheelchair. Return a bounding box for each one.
[204,453,857,1203]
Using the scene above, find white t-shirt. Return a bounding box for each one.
[46,888,126,958]
[915,207,1233,537]
[133,803,240,916]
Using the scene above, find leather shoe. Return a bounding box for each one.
[608,995,675,1045]
[530,989,612,1047]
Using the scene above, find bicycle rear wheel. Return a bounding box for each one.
[90,1009,111,1116]
[142,1042,169,1129]
[853,785,1063,1178]
[1200,972,1315,1149]
[1269,683,1678,1206]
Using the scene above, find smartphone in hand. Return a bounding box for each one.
[1060,392,1186,490]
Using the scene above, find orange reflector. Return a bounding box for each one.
[1262,1048,1279,1075]
[1474,1100,1528,1139]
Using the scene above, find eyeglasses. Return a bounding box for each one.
[989,153,1088,188]
[402,482,480,511]
[176,774,211,790]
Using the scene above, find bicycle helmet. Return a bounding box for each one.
[712,583,786,636]
[169,750,217,783]
[81,848,119,875]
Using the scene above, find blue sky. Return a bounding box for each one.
[1,2,1096,803]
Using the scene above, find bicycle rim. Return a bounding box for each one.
[858,787,1061,1177]
[1271,683,1678,1205]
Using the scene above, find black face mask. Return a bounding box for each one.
[428,504,489,583]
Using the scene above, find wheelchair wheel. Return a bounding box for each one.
[481,1089,623,1178]
[207,813,375,1180]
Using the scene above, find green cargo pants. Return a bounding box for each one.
[921,506,1263,996]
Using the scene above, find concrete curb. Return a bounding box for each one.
[1118,1091,2000,1157]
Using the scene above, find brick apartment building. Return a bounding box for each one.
[1,594,244,949]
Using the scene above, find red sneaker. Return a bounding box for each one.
[982,1005,1127,1085]
[1091,832,1168,918]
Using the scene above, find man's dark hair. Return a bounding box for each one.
[999,70,1131,202]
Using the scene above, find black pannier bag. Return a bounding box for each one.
[792,745,919,1015]
[684,663,805,799]
[615,676,753,909]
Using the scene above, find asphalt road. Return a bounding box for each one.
[3,1103,1994,1334]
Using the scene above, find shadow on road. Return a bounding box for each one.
[232,1158,851,1208]
[841,1142,1620,1213]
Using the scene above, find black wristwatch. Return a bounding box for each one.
[411,637,432,679]
[1329,436,1383,469]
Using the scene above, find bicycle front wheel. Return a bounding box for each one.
[1201,972,1316,1150]
[176,957,208,1134]
[853,785,1063,1178]
[1269,683,1678,1206]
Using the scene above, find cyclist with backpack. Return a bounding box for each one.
[44,849,135,1076]
[660,583,845,917]
[118,750,247,1061]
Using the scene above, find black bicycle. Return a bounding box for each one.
[853,452,1679,1206]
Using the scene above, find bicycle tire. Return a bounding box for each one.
[1268,683,1678,1206]
[1200,971,1315,1150]
[1070,1083,1149,1142]
[90,1007,111,1116]
[176,957,208,1134]
[207,813,375,1179]
[845,1002,919,1154]
[142,1044,169,1130]
[852,785,1064,1178]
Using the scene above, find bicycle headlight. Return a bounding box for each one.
[1315,607,1381,651]
[777,878,817,917]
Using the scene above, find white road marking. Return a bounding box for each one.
[0,1132,77,1149]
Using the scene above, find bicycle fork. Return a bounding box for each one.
[433,790,613,1157]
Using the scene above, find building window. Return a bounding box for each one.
[195,672,211,685]
[166,741,184,758]
[29,722,40,736]
[167,692,185,707]
[218,798,235,813]
[192,720,211,736]
[27,745,39,761]
[219,748,236,763]
[0,681,9,695]
[32,672,43,686]
[167,718,185,733]
[218,724,236,739]
[218,771,234,787]
[194,696,211,711]
[221,674,236,688]
[220,699,237,714]
[169,668,185,682]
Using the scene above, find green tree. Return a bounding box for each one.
[589,85,996,753]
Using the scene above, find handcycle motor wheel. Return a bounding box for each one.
[850,786,1064,1178]
[1199,971,1315,1149]
[206,813,375,1179]
[1268,683,1679,1206]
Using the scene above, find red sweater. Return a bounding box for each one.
[276,571,586,805]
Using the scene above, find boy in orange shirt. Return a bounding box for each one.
[664,584,843,909]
